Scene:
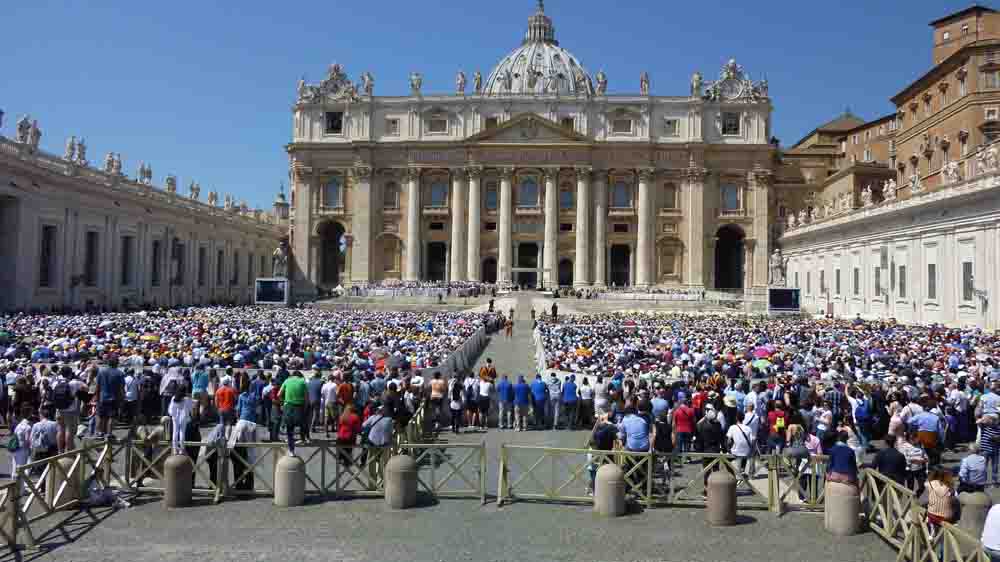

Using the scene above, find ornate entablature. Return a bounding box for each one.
[702,59,769,104]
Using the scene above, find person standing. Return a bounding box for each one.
[429,372,447,430]
[561,375,579,430]
[868,434,907,486]
[617,401,653,494]
[496,375,514,430]
[672,397,696,454]
[121,368,141,427]
[547,373,562,430]
[959,443,989,493]
[980,503,1000,561]
[53,368,85,453]
[726,414,755,480]
[168,386,194,455]
[321,373,339,437]
[95,356,125,438]
[449,380,464,434]
[531,374,548,430]
[215,377,238,428]
[191,366,210,424]
[696,406,725,492]
[336,404,362,466]
[579,377,595,428]
[11,406,33,478]
[477,374,494,430]
[278,371,307,455]
[29,406,59,466]
[307,371,324,436]
[513,375,531,432]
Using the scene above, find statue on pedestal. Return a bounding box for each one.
[455,70,466,95]
[409,72,422,94]
[15,115,30,144]
[691,71,703,97]
[361,71,374,96]
[882,178,897,201]
[595,70,607,95]
[28,120,41,150]
[76,137,87,165]
[640,71,650,95]
[272,238,290,278]
[861,184,874,206]
[189,181,201,200]
[103,152,115,173]
[112,153,122,175]
[64,136,77,161]
[165,175,177,194]
[207,191,219,206]
[769,249,787,287]
[473,70,483,94]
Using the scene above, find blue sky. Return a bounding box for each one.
[1,0,980,208]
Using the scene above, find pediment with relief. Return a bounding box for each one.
[467,113,590,144]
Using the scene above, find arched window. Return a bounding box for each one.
[721,184,740,211]
[611,181,631,208]
[324,177,342,207]
[383,182,399,210]
[429,181,448,207]
[518,177,539,207]
[662,183,677,210]
[559,182,573,209]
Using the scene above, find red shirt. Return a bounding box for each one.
[767,410,787,435]
[337,412,362,442]
[336,382,354,406]
[692,392,706,411]
[215,386,237,413]
[673,405,695,434]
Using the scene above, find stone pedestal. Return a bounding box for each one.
[824,482,861,536]
[594,463,625,517]
[274,454,306,507]
[706,470,737,526]
[163,454,193,508]
[385,455,418,509]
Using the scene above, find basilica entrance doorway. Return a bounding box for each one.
[426,242,447,281]
[516,242,539,288]
[610,244,631,287]
[482,257,498,284]
[558,258,573,287]
[318,221,346,287]
[714,225,745,289]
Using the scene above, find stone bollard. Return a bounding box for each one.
[45,457,81,509]
[706,470,737,526]
[163,454,193,508]
[594,463,626,517]
[824,481,861,536]
[958,491,993,539]
[385,455,418,509]
[274,454,305,507]
[1,486,16,547]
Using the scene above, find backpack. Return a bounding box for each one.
[164,378,178,396]
[855,402,870,423]
[361,415,384,447]
[52,380,73,410]
[464,382,478,404]
[31,428,50,453]
[5,433,18,453]
[774,413,786,431]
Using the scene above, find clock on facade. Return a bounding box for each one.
[720,79,743,100]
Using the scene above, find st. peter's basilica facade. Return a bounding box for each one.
[287,2,776,300]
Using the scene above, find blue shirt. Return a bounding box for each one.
[531,379,548,402]
[497,379,514,402]
[650,397,669,419]
[96,367,125,403]
[982,392,1000,416]
[960,454,988,486]
[617,414,650,452]
[192,370,210,393]
[370,377,387,397]
[237,392,258,422]
[909,412,940,433]
[513,382,531,406]
[355,380,370,406]
[562,381,578,403]
[828,443,858,479]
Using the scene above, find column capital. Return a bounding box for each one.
[498,167,516,180]
[750,165,774,187]
[637,167,656,182]
[351,165,373,179]
[541,168,559,182]
[683,165,710,181]
[465,165,484,180]
[404,167,422,182]
[575,166,593,181]
[591,169,609,184]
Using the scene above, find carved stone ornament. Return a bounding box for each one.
[882,179,897,201]
[15,115,31,144]
[466,166,483,180]
[797,209,808,225]
[165,174,177,194]
[575,166,592,181]
[352,165,372,179]
[207,191,219,206]
[942,161,962,184]
[702,59,768,103]
[595,70,608,95]
[637,167,656,182]
[456,70,467,95]
[361,71,374,96]
[861,184,874,207]
[296,63,360,104]
[787,213,797,229]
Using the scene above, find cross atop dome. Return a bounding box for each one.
[525,0,557,45]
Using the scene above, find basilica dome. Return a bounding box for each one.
[483,2,594,97]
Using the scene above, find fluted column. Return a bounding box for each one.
[636,168,654,287]
[683,162,708,288]
[349,165,373,283]
[498,168,514,285]
[404,168,421,281]
[574,167,591,286]
[466,167,482,281]
[450,169,466,281]
[542,169,558,288]
[593,171,607,287]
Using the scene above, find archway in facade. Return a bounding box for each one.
[0,196,19,312]
[426,242,447,281]
[558,258,573,287]
[714,224,745,289]
[516,242,539,288]
[373,234,403,281]
[318,221,346,287]
[482,257,498,284]
[610,244,631,287]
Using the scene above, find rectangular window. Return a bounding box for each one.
[248,253,254,286]
[198,247,207,286]
[963,261,974,302]
[663,252,676,275]
[721,185,740,211]
[324,111,344,134]
[260,255,267,277]
[232,251,240,286]
[820,270,825,294]
[853,135,859,145]
[722,112,740,136]
[559,223,573,232]
[984,71,1000,90]
[835,268,841,295]
[84,232,99,287]
[120,235,134,287]
[898,265,907,298]
[794,272,799,289]
[663,119,679,137]
[612,119,633,134]
[853,267,860,296]
[152,240,162,287]
[806,271,811,295]
[173,241,185,286]
[874,266,881,297]
[429,222,445,231]
[987,107,999,121]
[485,117,499,130]
[612,223,629,233]
[559,189,573,209]
[216,250,225,286]
[485,187,498,210]
[927,263,937,300]
[560,117,574,131]
[38,225,57,288]
[385,118,399,136]
[484,222,497,231]
[427,117,448,133]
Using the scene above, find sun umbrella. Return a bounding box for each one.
[753,347,772,359]
[751,359,772,370]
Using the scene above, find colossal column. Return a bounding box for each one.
[542,169,558,288]
[466,167,482,281]
[404,167,421,281]
[750,166,773,288]
[683,160,709,288]
[593,170,607,287]
[349,165,373,283]
[636,168,655,287]
[449,169,467,281]
[498,168,514,285]
[574,167,591,287]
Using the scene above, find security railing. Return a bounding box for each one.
[770,454,830,513]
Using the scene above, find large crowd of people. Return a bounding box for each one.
[345,281,496,299]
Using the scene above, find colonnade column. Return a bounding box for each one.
[542,169,558,288]
[449,169,467,281]
[593,171,607,287]
[404,167,421,281]
[750,166,773,289]
[574,167,591,287]
[498,168,514,285]
[466,167,482,281]
[349,165,373,283]
[684,162,708,288]
[636,168,654,287]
